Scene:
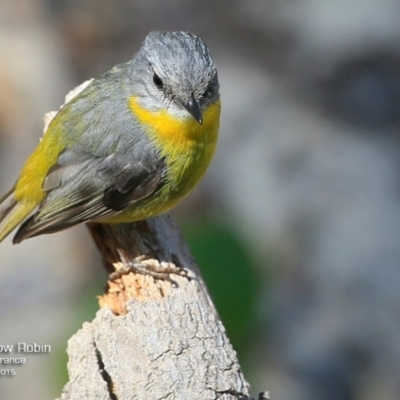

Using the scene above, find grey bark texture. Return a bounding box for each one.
[55,214,256,400]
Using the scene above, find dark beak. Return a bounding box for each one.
[183,95,202,125]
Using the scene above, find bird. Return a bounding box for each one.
[0,31,220,244]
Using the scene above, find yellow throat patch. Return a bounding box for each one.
[128,96,221,156]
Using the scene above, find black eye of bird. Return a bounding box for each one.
[203,85,213,98]
[153,73,164,90]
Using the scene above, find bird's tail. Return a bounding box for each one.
[0,188,36,244]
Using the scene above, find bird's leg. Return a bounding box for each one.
[109,248,188,284]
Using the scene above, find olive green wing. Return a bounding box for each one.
[12,150,166,243]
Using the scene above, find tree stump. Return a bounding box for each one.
[55,213,257,400]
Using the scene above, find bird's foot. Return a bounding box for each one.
[109,249,188,286]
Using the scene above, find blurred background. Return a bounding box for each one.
[1,0,400,399]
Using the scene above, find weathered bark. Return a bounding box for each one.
[55,214,259,400]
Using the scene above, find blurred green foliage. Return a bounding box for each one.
[181,218,260,358]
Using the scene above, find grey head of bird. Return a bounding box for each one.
[131,31,220,125]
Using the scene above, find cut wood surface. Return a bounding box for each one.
[55,214,259,400]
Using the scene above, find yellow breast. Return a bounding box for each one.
[129,96,220,190]
[102,96,221,222]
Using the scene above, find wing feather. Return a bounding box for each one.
[13,149,165,243]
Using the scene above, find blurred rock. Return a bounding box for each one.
[211,1,400,399]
